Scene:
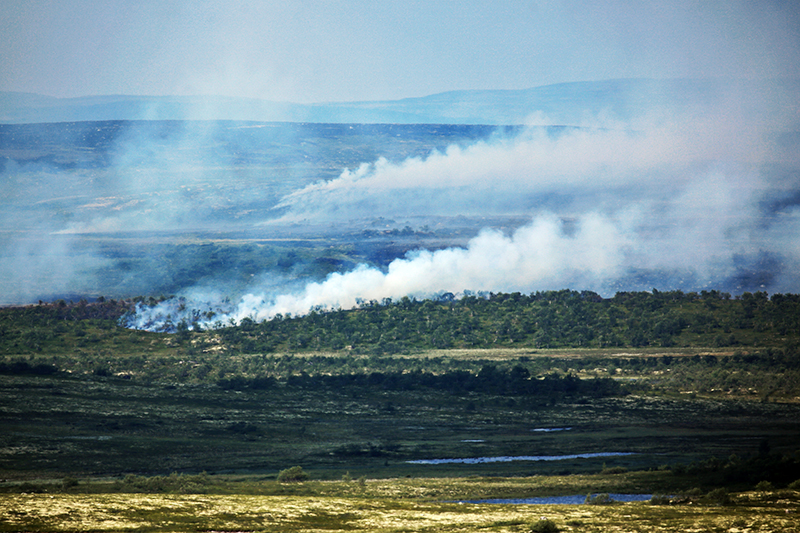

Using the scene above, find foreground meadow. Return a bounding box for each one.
[2,485,799,532]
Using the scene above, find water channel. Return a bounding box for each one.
[460,494,654,505]
[406,451,634,465]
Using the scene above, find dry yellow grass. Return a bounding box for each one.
[2,491,798,532]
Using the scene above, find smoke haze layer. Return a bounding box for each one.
[0,121,497,304]
[127,80,800,331]
[1,79,798,323]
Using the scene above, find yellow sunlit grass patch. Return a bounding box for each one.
[2,489,799,532]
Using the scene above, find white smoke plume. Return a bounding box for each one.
[272,80,791,224]
[128,113,799,331]
[249,212,628,318]
[130,211,631,330]
[120,79,800,330]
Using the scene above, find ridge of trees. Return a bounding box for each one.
[213,289,800,354]
[2,290,800,398]
[2,289,799,358]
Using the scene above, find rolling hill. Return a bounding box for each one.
[4,78,796,125]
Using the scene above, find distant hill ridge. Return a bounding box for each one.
[3,78,796,125]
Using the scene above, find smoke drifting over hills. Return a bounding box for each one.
[133,213,634,329]
[127,81,800,331]
[1,79,799,327]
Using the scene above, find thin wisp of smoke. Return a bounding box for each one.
[273,106,777,222]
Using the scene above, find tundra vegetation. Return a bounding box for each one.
[1,290,800,531]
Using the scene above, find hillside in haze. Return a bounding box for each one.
[4,78,797,125]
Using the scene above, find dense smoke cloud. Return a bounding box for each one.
[131,212,633,329]
[130,91,800,330]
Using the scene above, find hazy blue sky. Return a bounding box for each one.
[2,0,799,102]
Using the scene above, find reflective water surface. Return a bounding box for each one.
[461,494,654,505]
[406,452,634,464]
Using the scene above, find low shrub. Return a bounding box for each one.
[277,466,309,483]
[584,493,615,505]
[649,494,672,505]
[705,488,733,506]
[755,480,774,491]
[18,482,45,493]
[529,517,559,533]
[119,472,212,493]
[60,476,79,491]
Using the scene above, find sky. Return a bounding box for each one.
[2,0,799,103]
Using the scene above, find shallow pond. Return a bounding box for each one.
[406,452,634,464]
[461,494,653,505]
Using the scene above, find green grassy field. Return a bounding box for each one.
[3,362,799,480]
